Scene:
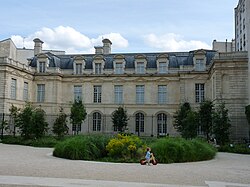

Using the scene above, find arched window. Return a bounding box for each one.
[157,113,167,135]
[135,113,144,136]
[93,112,101,131]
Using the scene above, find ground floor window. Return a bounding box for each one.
[135,113,144,135]
[93,112,101,131]
[72,124,81,134]
[157,113,167,135]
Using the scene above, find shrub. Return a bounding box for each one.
[150,137,216,163]
[106,134,144,159]
[219,144,250,154]
[53,135,111,160]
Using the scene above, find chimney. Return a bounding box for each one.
[102,38,112,54]
[33,38,44,55]
[94,46,103,54]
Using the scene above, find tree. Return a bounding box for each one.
[53,107,68,138]
[213,102,231,145]
[173,102,192,135]
[245,105,250,140]
[9,104,19,136]
[32,107,48,138]
[70,100,87,135]
[199,100,214,141]
[181,110,199,139]
[16,103,48,139]
[112,106,129,133]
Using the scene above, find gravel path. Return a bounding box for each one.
[0,143,250,186]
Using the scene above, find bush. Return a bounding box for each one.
[219,144,250,154]
[150,137,216,163]
[53,135,111,160]
[106,134,145,160]
[1,136,58,148]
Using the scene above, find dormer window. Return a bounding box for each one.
[193,50,206,71]
[115,63,123,74]
[158,62,167,73]
[195,59,205,71]
[136,62,145,74]
[75,63,83,74]
[73,56,85,75]
[95,63,102,74]
[157,54,169,74]
[39,61,46,73]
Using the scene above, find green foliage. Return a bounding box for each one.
[199,100,214,140]
[213,103,231,145]
[150,137,216,163]
[106,134,144,159]
[53,107,69,138]
[1,136,58,147]
[219,144,250,154]
[9,104,19,136]
[15,103,48,139]
[53,135,111,160]
[173,102,198,139]
[70,100,87,134]
[112,106,129,133]
[245,105,250,139]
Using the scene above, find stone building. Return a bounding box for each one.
[0,37,249,141]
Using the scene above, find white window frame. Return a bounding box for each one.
[23,82,28,101]
[115,63,124,74]
[136,85,144,104]
[114,85,123,104]
[75,63,83,75]
[39,61,46,73]
[74,85,82,101]
[37,84,45,102]
[158,85,167,104]
[136,62,145,74]
[195,83,205,103]
[11,78,17,100]
[94,85,102,103]
[195,59,205,71]
[158,62,167,73]
[95,63,102,74]
[93,112,101,131]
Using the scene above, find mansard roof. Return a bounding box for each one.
[29,50,217,69]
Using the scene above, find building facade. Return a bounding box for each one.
[0,38,249,141]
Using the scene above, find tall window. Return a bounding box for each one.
[39,62,46,73]
[158,85,167,104]
[11,78,16,99]
[195,59,205,71]
[157,113,167,135]
[74,85,82,101]
[115,63,123,74]
[75,63,82,74]
[23,82,28,101]
[136,85,144,104]
[94,86,102,103]
[135,113,144,135]
[136,62,145,74]
[114,85,123,104]
[159,62,167,73]
[95,63,102,74]
[93,112,101,131]
[195,83,204,103]
[37,84,45,102]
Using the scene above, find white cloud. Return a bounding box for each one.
[143,33,211,52]
[11,26,129,54]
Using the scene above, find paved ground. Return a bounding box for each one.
[0,143,250,187]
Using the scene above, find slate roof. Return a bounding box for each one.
[29,50,217,69]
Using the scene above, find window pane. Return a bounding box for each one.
[94,86,102,103]
[158,85,167,104]
[136,62,145,74]
[159,62,167,73]
[93,112,101,131]
[75,64,82,74]
[135,113,144,133]
[157,113,167,135]
[74,85,82,101]
[114,85,123,104]
[23,82,28,101]
[195,83,205,103]
[95,63,102,74]
[115,63,123,74]
[136,85,144,104]
[11,79,16,99]
[39,62,45,73]
[37,84,45,102]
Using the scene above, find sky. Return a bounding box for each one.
[0,0,239,54]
